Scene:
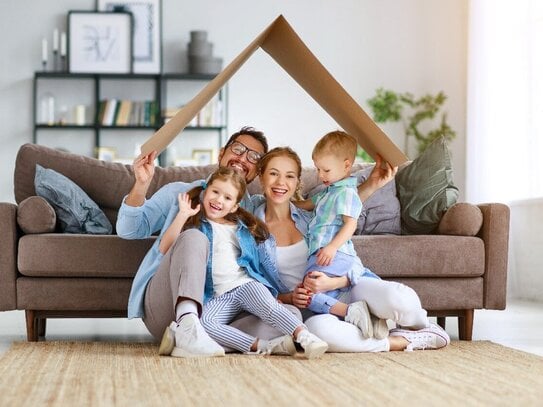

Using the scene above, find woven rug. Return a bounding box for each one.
[0,341,541,406]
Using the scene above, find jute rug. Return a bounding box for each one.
[0,341,541,406]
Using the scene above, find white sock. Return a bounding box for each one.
[175,300,199,323]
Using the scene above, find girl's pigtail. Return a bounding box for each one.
[183,185,205,230]
[234,207,270,243]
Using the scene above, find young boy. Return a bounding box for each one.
[297,130,388,339]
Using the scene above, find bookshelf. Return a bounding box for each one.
[32,72,228,166]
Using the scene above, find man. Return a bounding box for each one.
[117,127,268,358]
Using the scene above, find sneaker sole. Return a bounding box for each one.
[372,318,389,340]
[158,325,175,356]
[347,301,373,338]
[171,346,225,358]
[304,342,328,359]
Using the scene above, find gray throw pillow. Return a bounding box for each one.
[353,167,401,235]
[305,167,401,235]
[395,137,459,234]
[34,164,112,234]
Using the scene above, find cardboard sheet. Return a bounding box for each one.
[141,15,408,167]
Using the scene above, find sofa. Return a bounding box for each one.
[0,143,510,341]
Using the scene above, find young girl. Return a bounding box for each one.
[159,167,328,358]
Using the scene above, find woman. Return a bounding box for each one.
[233,147,449,352]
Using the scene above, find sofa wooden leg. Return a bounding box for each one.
[25,310,39,342]
[458,309,474,341]
[38,318,47,337]
[437,317,446,330]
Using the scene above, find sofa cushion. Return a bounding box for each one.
[352,234,485,278]
[18,234,155,278]
[35,165,112,234]
[396,137,459,234]
[17,196,56,234]
[438,203,483,236]
[353,166,401,235]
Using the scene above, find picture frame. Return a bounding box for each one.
[68,11,133,74]
[97,0,162,73]
[192,149,214,166]
[96,147,117,161]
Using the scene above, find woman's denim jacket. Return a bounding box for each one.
[255,200,376,295]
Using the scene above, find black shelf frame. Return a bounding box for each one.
[33,72,228,166]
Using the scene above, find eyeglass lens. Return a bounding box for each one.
[230,142,261,164]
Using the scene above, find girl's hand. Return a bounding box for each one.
[133,150,157,187]
[303,271,337,293]
[292,283,312,309]
[316,245,336,266]
[177,193,200,218]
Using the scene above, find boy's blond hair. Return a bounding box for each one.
[312,131,358,162]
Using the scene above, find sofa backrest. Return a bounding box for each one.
[15,144,367,225]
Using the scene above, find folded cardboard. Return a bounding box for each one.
[142,15,408,166]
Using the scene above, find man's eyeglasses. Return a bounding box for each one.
[228,141,262,164]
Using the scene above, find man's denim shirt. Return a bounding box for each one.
[255,200,376,295]
[116,180,255,319]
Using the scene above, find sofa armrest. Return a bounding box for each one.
[0,202,18,311]
[477,203,510,309]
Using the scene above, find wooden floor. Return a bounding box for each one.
[1,299,542,356]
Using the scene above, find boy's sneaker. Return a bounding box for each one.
[258,335,297,356]
[389,323,451,351]
[160,314,225,358]
[371,314,389,340]
[296,330,328,359]
[345,301,373,338]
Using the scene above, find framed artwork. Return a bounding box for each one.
[68,11,133,73]
[97,0,162,73]
[192,149,214,166]
[96,147,117,161]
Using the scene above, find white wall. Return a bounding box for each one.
[0,0,468,203]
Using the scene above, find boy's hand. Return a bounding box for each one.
[292,283,312,308]
[177,193,200,218]
[316,245,337,266]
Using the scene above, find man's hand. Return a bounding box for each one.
[133,150,157,187]
[125,150,157,207]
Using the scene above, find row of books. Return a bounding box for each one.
[163,96,224,127]
[98,99,159,127]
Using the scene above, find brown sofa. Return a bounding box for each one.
[0,144,510,341]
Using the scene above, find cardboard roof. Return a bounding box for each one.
[142,15,408,166]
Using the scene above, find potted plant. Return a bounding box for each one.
[365,88,456,158]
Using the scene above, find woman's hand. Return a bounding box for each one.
[358,154,398,202]
[133,150,157,187]
[292,283,312,309]
[177,193,200,218]
[303,271,344,293]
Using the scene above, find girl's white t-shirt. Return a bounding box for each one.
[209,220,253,297]
[275,239,309,291]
